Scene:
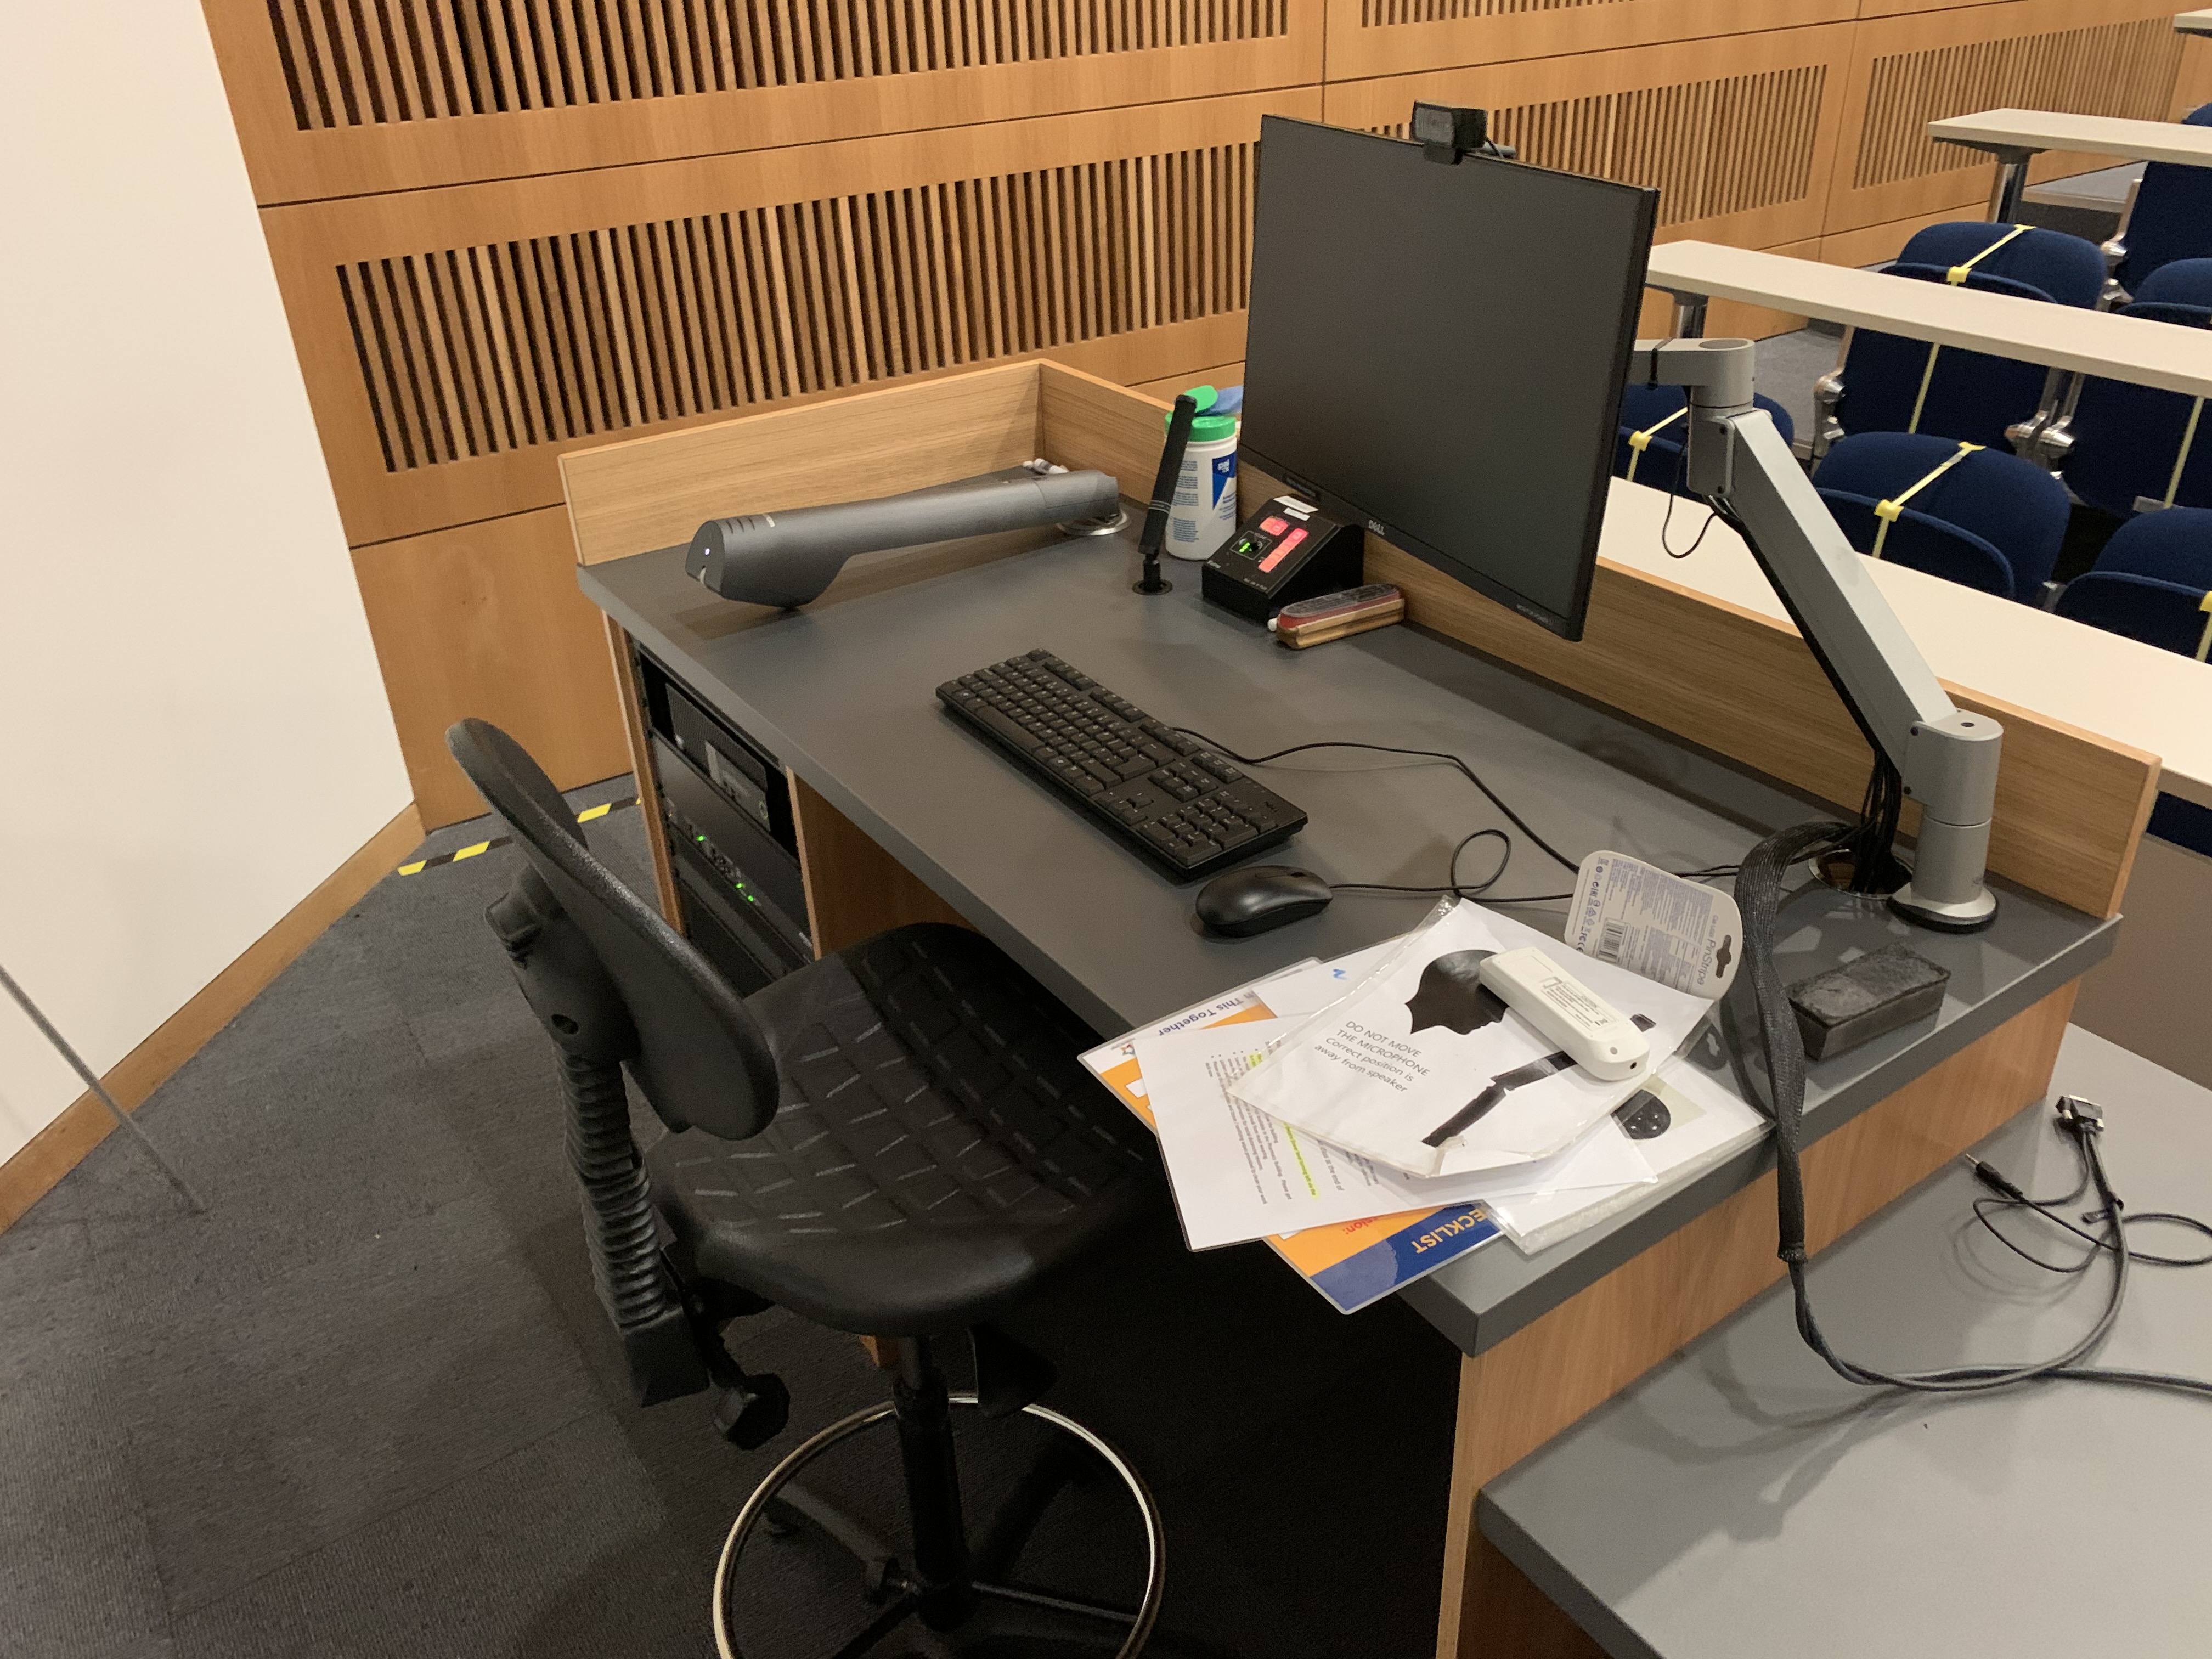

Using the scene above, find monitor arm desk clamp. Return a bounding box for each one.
[1635,336,2002,931]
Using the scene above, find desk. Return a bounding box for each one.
[1645,241,2212,400]
[1479,1026,2212,1658]
[585,517,2109,1329]
[1928,109,2212,218]
[562,358,2155,1659]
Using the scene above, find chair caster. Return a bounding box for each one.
[713,1371,791,1450]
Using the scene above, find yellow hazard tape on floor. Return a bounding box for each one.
[396,796,640,875]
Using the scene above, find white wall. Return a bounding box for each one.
[0,0,410,1165]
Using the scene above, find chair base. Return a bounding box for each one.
[712,1391,1165,1659]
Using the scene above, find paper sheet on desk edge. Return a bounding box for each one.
[1076,940,1505,1312]
[1231,899,1713,1179]
[1131,1018,1653,1253]
[1078,941,1401,1120]
[1487,1053,1769,1254]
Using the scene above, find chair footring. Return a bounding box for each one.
[712,1391,1164,1659]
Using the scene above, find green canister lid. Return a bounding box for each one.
[1166,385,1239,443]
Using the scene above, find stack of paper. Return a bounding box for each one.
[1231,901,1711,1177]
[1081,891,1768,1314]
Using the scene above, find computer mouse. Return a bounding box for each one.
[1195,865,1334,938]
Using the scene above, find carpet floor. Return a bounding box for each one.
[2,779,1461,1659]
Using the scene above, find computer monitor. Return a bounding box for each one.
[1238,116,1659,641]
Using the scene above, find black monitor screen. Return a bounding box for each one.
[1239,117,1657,640]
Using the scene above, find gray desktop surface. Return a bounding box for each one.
[580,528,2113,1356]
[1478,1027,2212,1659]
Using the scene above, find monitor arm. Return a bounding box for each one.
[1629,336,2000,930]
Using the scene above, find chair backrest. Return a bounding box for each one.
[2130,258,2212,310]
[1835,225,2101,450]
[1613,383,1796,495]
[1813,430,2069,599]
[2092,504,2212,586]
[1819,488,2016,597]
[447,718,781,1141]
[1894,222,2106,308]
[2053,570,2212,657]
[2061,302,2212,519]
[2115,105,2212,296]
[1837,272,2053,450]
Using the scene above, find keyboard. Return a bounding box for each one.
[936,650,1307,881]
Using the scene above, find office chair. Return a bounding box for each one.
[1613,383,1795,496]
[2046,262,2212,517]
[1812,223,2104,458]
[2053,506,2212,658]
[445,718,1169,1657]
[1813,432,2070,602]
[2103,101,2212,302]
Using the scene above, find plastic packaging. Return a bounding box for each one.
[1165,387,1239,560]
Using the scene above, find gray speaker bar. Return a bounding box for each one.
[686,470,1122,608]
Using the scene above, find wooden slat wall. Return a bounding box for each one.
[201,0,1323,200]
[1323,25,1853,251]
[198,0,2202,824]
[1827,0,2200,234]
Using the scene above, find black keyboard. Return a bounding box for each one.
[936,650,1307,881]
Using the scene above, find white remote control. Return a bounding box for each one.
[1477,947,1650,1081]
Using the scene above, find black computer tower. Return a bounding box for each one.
[634,651,813,994]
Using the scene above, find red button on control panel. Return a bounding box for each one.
[1260,516,1289,535]
[1257,527,1307,573]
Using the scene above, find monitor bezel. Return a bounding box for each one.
[1237,116,1660,643]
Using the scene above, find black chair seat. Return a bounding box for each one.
[649,924,1161,1335]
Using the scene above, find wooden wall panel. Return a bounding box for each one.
[1323,0,1850,84]
[2176,33,2212,118]
[1826,0,2192,234]
[352,506,631,824]
[1818,201,1983,269]
[205,0,2203,833]
[268,89,1313,546]
[202,0,1323,202]
[1323,25,1852,252]
[1639,238,1819,337]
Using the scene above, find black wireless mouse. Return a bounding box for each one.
[1195,865,1334,938]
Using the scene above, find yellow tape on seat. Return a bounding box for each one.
[2196,590,2211,663]
[1907,224,2033,433]
[1870,442,1982,561]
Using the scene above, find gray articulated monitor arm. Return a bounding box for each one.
[1630,336,2001,930]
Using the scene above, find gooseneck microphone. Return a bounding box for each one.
[686,469,1121,608]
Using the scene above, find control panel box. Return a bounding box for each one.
[1201,494,1365,622]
